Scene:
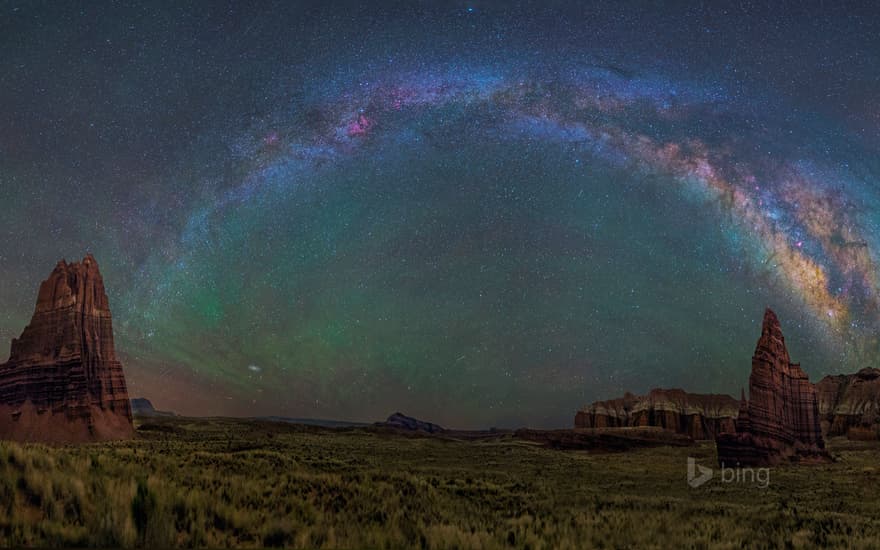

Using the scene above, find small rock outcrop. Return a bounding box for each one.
[377,412,445,433]
[715,309,830,466]
[0,255,133,442]
[815,368,880,439]
[575,389,739,440]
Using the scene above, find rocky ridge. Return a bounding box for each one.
[575,388,739,440]
[815,368,880,439]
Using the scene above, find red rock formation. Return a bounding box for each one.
[715,309,830,466]
[575,389,738,440]
[815,368,880,439]
[0,255,133,442]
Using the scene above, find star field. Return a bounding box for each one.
[1,2,879,428]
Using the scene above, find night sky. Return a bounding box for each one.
[2,2,879,428]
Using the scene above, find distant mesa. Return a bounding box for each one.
[816,368,880,440]
[576,388,739,440]
[377,412,446,433]
[0,255,133,442]
[715,308,831,466]
[131,397,177,417]
[131,397,157,415]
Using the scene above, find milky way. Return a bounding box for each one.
[2,3,879,427]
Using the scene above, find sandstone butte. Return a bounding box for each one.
[575,389,739,440]
[815,367,880,440]
[715,308,830,466]
[0,255,133,442]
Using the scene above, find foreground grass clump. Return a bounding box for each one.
[1,418,880,548]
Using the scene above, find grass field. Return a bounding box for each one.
[1,417,879,548]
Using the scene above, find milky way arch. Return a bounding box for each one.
[164,64,878,332]
[118,62,879,424]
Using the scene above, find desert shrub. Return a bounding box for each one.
[131,477,156,541]
[92,478,137,547]
[0,476,15,519]
[129,477,176,548]
[262,520,296,547]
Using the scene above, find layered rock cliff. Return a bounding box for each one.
[575,389,738,440]
[0,255,133,442]
[816,368,880,439]
[715,309,830,466]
